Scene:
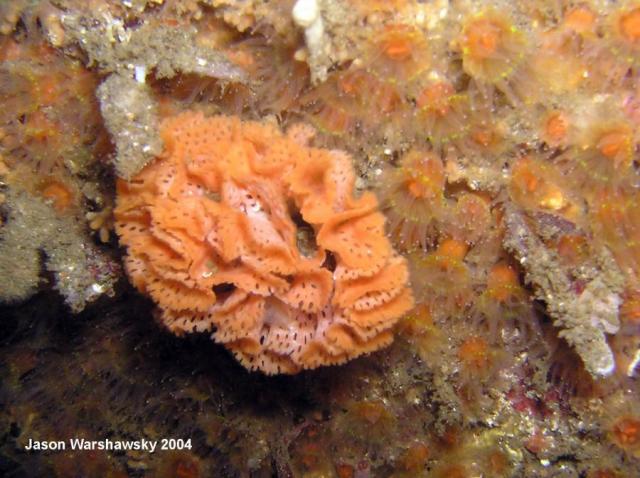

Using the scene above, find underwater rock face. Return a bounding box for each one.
[1,0,640,476]
[114,112,414,374]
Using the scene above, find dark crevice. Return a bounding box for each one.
[288,201,318,258]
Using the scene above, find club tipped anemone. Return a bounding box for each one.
[540,110,571,148]
[365,24,431,84]
[0,39,104,175]
[456,92,509,158]
[226,37,310,114]
[458,336,493,374]
[455,335,510,411]
[563,5,598,35]
[459,11,533,104]
[531,27,589,95]
[413,80,471,148]
[620,289,640,327]
[408,238,473,317]
[591,189,640,281]
[485,263,521,303]
[555,118,637,197]
[553,233,589,267]
[595,127,634,167]
[460,12,524,70]
[607,3,640,66]
[445,192,492,245]
[397,302,445,361]
[509,156,582,222]
[376,149,448,251]
[300,68,379,140]
[472,262,539,344]
[39,177,77,213]
[600,392,640,457]
[620,6,640,42]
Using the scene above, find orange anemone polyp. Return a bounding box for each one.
[383,37,413,61]
[564,7,596,34]
[41,180,74,212]
[612,417,640,447]
[596,129,632,165]
[472,127,498,148]
[556,234,588,265]
[465,18,502,59]
[458,336,491,371]
[486,263,519,302]
[402,153,445,199]
[379,24,422,62]
[620,290,640,325]
[406,178,426,199]
[545,112,568,144]
[337,69,368,96]
[417,82,456,116]
[367,24,430,82]
[438,238,469,262]
[620,8,640,43]
[513,158,540,193]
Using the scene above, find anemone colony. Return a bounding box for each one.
[1,0,640,476]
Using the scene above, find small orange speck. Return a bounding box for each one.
[523,170,539,192]
[473,130,491,146]
[620,8,640,42]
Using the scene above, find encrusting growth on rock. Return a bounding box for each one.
[114,112,414,374]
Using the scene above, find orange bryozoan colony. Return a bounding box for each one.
[114,112,414,374]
